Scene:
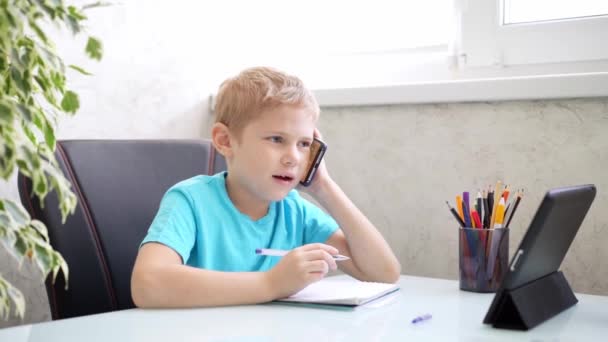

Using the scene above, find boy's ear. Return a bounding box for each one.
[211,122,233,158]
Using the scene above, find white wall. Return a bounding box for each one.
[53,1,226,140]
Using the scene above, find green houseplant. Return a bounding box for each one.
[0,0,103,319]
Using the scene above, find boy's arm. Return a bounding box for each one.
[131,243,273,307]
[315,179,401,283]
[131,242,339,308]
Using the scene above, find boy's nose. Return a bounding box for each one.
[281,155,296,167]
[281,147,300,167]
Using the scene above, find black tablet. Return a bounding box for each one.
[483,184,596,326]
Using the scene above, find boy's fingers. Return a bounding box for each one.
[313,128,324,140]
[306,272,325,283]
[303,250,327,261]
[300,243,324,251]
[306,260,329,274]
[300,243,338,254]
[304,250,337,270]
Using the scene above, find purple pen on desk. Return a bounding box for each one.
[411,313,432,324]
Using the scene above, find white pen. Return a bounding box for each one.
[255,248,350,261]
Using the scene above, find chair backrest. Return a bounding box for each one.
[18,140,226,320]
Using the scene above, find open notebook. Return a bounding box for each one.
[276,276,400,306]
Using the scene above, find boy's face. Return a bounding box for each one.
[228,105,316,204]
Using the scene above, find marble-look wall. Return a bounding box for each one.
[317,98,608,295]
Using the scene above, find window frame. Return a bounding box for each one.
[460,0,608,67]
[312,0,608,107]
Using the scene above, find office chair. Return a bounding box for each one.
[18,140,226,320]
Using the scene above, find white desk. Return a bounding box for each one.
[1,275,607,341]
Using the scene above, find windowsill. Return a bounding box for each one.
[208,57,608,111]
[313,71,608,108]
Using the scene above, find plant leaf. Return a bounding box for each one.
[0,276,26,319]
[0,219,18,260]
[65,15,81,35]
[59,255,69,289]
[40,114,57,150]
[13,234,28,259]
[50,71,66,90]
[21,123,38,146]
[68,64,92,75]
[15,103,32,122]
[10,66,29,94]
[67,6,87,21]
[44,124,56,150]
[33,75,49,92]
[0,135,16,179]
[82,1,113,10]
[0,282,8,320]
[60,90,79,114]
[30,219,49,242]
[34,244,53,276]
[85,36,103,61]
[7,282,25,319]
[35,43,61,70]
[0,103,13,125]
[32,170,49,198]
[3,199,31,226]
[52,252,70,290]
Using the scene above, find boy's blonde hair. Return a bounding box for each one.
[214,67,320,138]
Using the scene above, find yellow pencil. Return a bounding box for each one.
[456,195,464,221]
[493,197,506,228]
[490,180,502,228]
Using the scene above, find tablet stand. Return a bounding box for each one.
[488,271,578,330]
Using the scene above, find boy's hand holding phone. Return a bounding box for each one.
[300,137,327,187]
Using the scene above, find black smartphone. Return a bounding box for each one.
[300,138,327,186]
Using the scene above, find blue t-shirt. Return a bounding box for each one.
[141,172,339,272]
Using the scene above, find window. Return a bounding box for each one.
[313,0,608,106]
[461,0,608,66]
[503,0,608,24]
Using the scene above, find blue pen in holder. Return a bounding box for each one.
[459,227,509,293]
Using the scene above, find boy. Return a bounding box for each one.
[131,67,400,308]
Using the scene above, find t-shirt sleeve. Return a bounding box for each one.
[299,196,340,244]
[140,188,197,264]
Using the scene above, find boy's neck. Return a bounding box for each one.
[224,174,270,221]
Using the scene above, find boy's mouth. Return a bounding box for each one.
[272,174,294,182]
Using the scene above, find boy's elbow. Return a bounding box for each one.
[131,268,157,308]
[131,286,147,309]
[385,263,401,284]
[381,260,401,284]
[361,261,401,284]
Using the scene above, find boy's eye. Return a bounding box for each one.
[268,136,283,143]
[299,141,312,148]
